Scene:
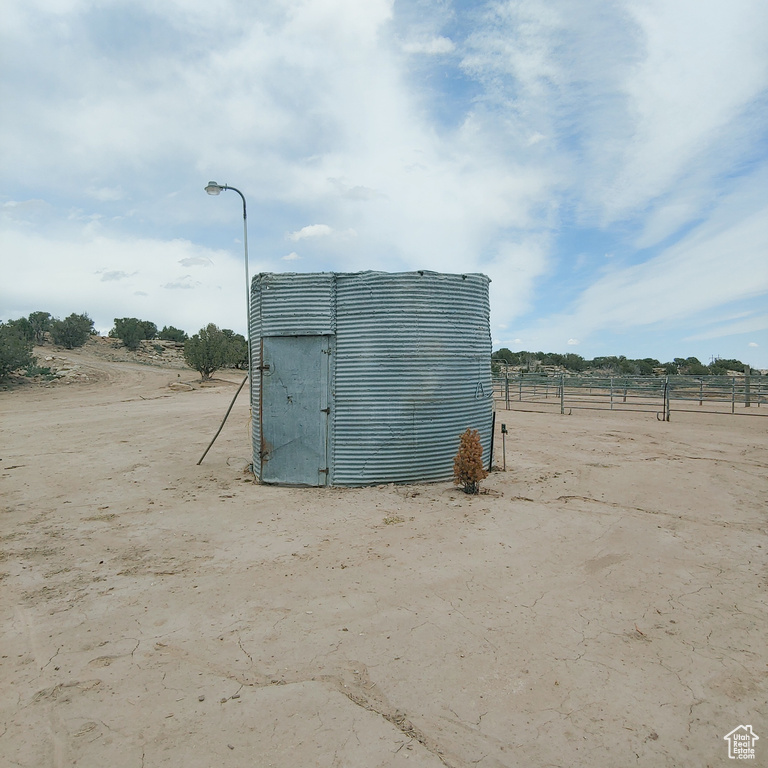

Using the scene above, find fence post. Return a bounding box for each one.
[610,378,614,410]
[745,365,751,408]
[560,373,565,415]
[699,379,703,406]
[731,377,736,414]
[505,372,509,409]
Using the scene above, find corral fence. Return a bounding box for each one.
[492,372,768,419]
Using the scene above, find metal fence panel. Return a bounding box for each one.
[493,372,767,417]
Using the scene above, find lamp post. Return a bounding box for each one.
[205,181,252,430]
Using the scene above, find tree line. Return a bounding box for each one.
[492,349,761,376]
[0,311,248,383]
[3,312,760,384]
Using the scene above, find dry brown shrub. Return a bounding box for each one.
[453,427,488,495]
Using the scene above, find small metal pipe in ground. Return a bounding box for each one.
[501,423,507,471]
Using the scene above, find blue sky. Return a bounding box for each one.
[2,0,767,367]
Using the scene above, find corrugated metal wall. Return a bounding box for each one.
[251,271,493,486]
[249,279,263,479]
[332,271,492,485]
[258,272,335,337]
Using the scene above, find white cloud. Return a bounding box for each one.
[1,0,558,328]
[0,224,247,335]
[748,342,759,348]
[328,177,384,201]
[282,252,301,261]
[287,224,334,241]
[86,186,123,202]
[401,36,455,55]
[684,314,768,342]
[163,276,201,290]
[567,338,579,346]
[286,224,359,243]
[594,208,768,328]
[600,0,768,224]
[487,237,551,326]
[179,256,213,267]
[509,175,768,360]
[99,270,134,282]
[1,0,766,367]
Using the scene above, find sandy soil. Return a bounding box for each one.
[1,346,766,768]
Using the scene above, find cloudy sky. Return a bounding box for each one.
[2,0,767,366]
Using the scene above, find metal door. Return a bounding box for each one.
[260,335,330,486]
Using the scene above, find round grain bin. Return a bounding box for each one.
[250,270,493,486]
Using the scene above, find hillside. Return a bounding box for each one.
[4,336,191,389]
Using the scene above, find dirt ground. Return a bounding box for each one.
[1,345,766,768]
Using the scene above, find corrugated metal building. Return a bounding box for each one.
[250,270,493,486]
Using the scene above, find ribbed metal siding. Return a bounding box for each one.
[249,278,263,478]
[331,271,492,485]
[258,272,335,336]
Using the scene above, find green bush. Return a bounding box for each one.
[184,324,236,380]
[6,317,35,344]
[684,357,710,376]
[28,311,52,344]
[222,329,248,369]
[158,325,188,343]
[50,313,94,349]
[24,364,55,380]
[110,317,158,350]
[709,358,747,375]
[0,322,36,380]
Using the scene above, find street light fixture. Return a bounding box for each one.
[205,181,252,434]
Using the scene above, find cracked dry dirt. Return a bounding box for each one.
[1,351,766,767]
